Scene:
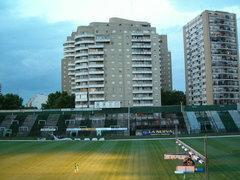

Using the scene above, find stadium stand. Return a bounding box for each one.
[66,114,84,128]
[91,116,105,128]
[18,114,38,136]
[195,112,213,132]
[0,115,17,129]
[0,104,239,137]
[0,115,17,136]
[44,114,60,129]
[56,114,71,135]
[228,110,240,129]
[182,112,191,134]
[206,111,225,132]
[218,111,238,132]
[185,112,201,133]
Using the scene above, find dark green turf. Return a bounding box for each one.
[0,137,239,179]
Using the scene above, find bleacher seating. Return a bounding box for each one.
[218,111,238,132]
[185,112,201,133]
[66,114,83,128]
[228,110,240,129]
[91,116,105,128]
[18,114,38,136]
[207,111,225,132]
[182,112,191,134]
[44,114,60,129]
[0,115,17,129]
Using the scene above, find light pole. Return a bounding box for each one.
[127,101,130,136]
[122,100,131,136]
[204,135,209,180]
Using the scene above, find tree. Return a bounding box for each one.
[161,90,186,106]
[42,91,75,109]
[0,93,23,110]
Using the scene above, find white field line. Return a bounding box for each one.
[0,134,240,142]
[108,134,240,141]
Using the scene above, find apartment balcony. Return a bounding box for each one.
[132,58,152,61]
[75,40,95,45]
[131,38,151,42]
[75,71,88,76]
[88,51,104,55]
[68,66,75,71]
[132,51,151,55]
[95,38,110,42]
[89,45,104,49]
[64,53,75,58]
[88,84,104,88]
[88,57,104,62]
[75,46,88,51]
[89,91,104,95]
[76,65,88,70]
[132,70,152,74]
[133,84,153,87]
[89,70,104,74]
[132,45,151,48]
[75,59,88,64]
[75,84,89,89]
[88,64,104,68]
[68,63,75,66]
[133,90,153,93]
[89,77,104,81]
[132,77,152,81]
[133,96,153,100]
[64,49,75,53]
[132,64,152,68]
[89,97,105,101]
[63,40,75,46]
[75,34,94,39]
[75,52,89,57]
[75,79,88,83]
[68,72,75,76]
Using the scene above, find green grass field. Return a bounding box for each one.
[0,136,240,180]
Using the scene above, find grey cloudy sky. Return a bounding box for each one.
[0,0,240,103]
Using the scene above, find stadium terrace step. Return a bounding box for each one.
[0,115,17,129]
[66,114,84,128]
[228,110,240,129]
[185,112,201,133]
[182,112,191,134]
[206,111,225,132]
[43,114,60,129]
[218,111,238,132]
[18,114,38,136]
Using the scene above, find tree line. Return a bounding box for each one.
[0,90,185,110]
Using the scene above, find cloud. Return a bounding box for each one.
[2,0,240,100]
[0,14,76,101]
[15,0,202,28]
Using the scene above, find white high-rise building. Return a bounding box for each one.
[184,10,239,105]
[62,18,171,108]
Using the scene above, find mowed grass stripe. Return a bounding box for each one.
[0,137,240,180]
[183,137,240,179]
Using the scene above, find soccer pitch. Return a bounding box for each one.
[0,137,239,180]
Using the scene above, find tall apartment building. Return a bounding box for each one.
[184,10,239,105]
[159,35,172,91]
[61,33,75,94]
[62,18,171,108]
